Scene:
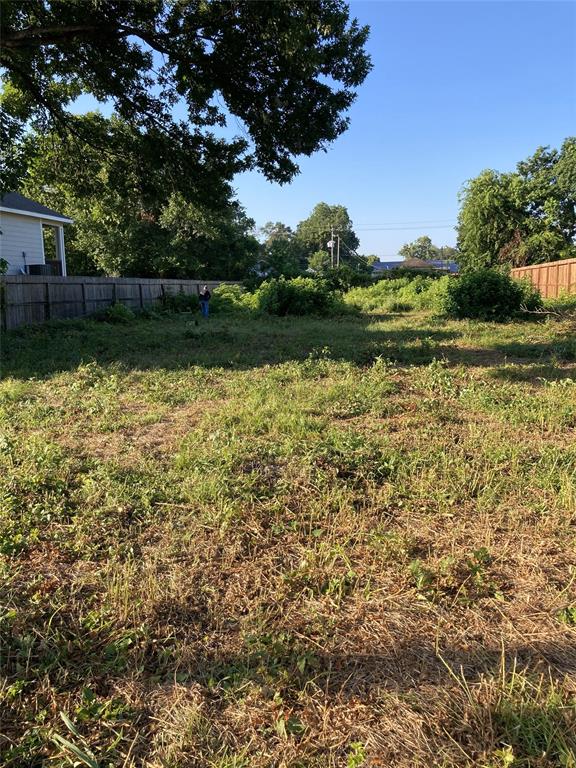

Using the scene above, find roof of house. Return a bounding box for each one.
[372,258,459,273]
[372,260,404,271]
[0,192,73,224]
[427,259,460,273]
[401,257,434,269]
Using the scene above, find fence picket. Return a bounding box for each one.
[0,276,235,330]
[511,258,576,299]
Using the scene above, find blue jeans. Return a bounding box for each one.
[200,300,209,317]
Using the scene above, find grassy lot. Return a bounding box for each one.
[1,309,576,767]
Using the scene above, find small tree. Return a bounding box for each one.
[296,203,360,263]
[308,250,332,274]
[399,236,439,261]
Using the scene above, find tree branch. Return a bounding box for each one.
[2,24,115,48]
[2,22,173,55]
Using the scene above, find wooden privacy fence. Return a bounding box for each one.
[511,258,576,299]
[0,275,229,330]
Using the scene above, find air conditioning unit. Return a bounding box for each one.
[28,264,54,276]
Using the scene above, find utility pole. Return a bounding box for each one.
[330,226,335,268]
[337,235,340,268]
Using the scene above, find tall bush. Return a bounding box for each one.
[438,268,542,321]
[249,276,347,316]
[210,284,249,313]
[345,275,449,313]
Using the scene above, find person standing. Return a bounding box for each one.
[199,285,211,318]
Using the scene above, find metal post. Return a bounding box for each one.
[330,226,334,268]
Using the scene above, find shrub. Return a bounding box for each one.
[98,302,136,324]
[0,257,8,275]
[250,276,347,316]
[322,265,372,292]
[139,306,162,320]
[438,268,543,321]
[210,283,249,313]
[516,277,545,312]
[345,274,447,313]
[159,290,200,313]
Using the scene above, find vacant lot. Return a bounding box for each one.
[1,310,576,767]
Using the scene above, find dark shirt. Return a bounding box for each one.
[200,289,211,301]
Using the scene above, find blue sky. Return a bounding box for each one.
[71,1,575,258]
[232,0,575,257]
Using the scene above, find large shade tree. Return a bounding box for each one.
[296,202,360,262]
[22,114,259,277]
[257,222,306,278]
[457,139,576,270]
[1,0,371,192]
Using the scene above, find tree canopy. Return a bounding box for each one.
[1,0,371,190]
[255,222,305,278]
[457,138,576,271]
[21,114,258,277]
[398,236,458,262]
[296,202,360,263]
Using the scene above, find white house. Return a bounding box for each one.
[0,192,73,276]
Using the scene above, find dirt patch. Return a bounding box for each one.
[53,400,220,462]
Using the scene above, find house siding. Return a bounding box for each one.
[0,212,45,275]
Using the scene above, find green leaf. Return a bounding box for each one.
[51,733,99,768]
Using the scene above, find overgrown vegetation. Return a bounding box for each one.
[345,270,545,321]
[245,277,349,316]
[189,279,351,318]
[1,304,575,767]
[345,274,448,313]
[440,269,543,321]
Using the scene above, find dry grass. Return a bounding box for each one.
[1,311,575,767]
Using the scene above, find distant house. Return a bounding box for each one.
[372,258,459,274]
[427,259,459,273]
[0,192,73,276]
[371,259,406,272]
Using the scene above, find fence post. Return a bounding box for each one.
[0,280,5,332]
[45,282,51,321]
[81,282,87,316]
[139,283,144,308]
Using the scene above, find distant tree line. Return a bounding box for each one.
[258,202,369,281]
[398,236,458,262]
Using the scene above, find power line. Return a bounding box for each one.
[355,224,456,231]
[296,219,456,235]
[356,219,456,226]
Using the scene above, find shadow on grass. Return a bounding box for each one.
[3,613,574,765]
[195,634,576,697]
[489,362,576,385]
[1,311,574,380]
[1,313,459,379]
